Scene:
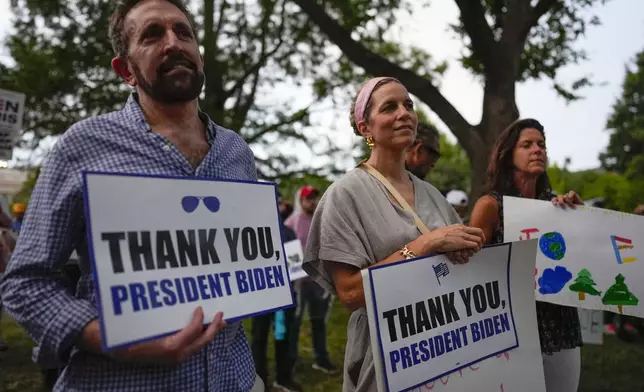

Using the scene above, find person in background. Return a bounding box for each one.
[0,228,13,352]
[11,202,26,234]
[250,192,302,392]
[404,121,441,180]
[0,202,15,352]
[469,118,583,392]
[41,250,84,391]
[302,76,484,392]
[286,186,337,375]
[0,1,261,391]
[279,198,294,222]
[446,189,469,221]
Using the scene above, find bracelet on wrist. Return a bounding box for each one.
[400,245,417,260]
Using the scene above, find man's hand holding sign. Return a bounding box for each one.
[82,173,294,352]
[80,307,226,364]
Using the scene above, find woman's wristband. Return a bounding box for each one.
[400,245,417,260]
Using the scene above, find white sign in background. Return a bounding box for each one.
[284,239,308,281]
[0,88,26,161]
[504,196,644,318]
[83,173,295,350]
[364,240,546,392]
[578,308,603,345]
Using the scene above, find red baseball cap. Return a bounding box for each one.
[300,186,319,199]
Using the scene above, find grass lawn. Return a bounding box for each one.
[2,302,643,392]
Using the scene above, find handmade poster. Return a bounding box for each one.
[504,196,644,318]
[284,239,308,281]
[83,172,295,350]
[578,308,603,345]
[363,240,546,392]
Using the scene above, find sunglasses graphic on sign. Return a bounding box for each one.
[181,196,221,213]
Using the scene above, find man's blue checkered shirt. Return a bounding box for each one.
[0,94,257,391]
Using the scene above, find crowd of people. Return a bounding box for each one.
[0,1,642,392]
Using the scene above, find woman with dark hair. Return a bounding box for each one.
[470,118,583,392]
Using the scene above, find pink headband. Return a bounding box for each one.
[354,77,399,124]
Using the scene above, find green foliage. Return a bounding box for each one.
[547,165,644,213]
[600,49,644,178]
[0,0,338,178]
[426,133,470,192]
[548,47,644,214]
[453,0,606,101]
[5,303,644,391]
[1,0,126,147]
[302,0,448,101]
[275,173,333,203]
[12,167,40,205]
[292,0,610,200]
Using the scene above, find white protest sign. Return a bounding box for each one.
[83,172,295,350]
[363,240,546,392]
[0,88,26,161]
[504,196,644,318]
[284,239,307,281]
[578,308,603,345]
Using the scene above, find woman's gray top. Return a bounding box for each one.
[303,168,461,391]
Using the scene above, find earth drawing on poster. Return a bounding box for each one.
[538,232,566,261]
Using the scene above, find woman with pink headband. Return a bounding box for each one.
[302,77,485,391]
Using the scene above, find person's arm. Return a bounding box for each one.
[0,208,13,229]
[0,142,96,365]
[328,225,484,311]
[2,230,16,252]
[468,195,499,246]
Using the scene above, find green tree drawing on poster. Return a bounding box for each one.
[568,269,601,301]
[602,274,639,314]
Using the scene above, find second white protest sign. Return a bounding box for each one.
[363,240,546,392]
[284,239,308,281]
[83,172,295,351]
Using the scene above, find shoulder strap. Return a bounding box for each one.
[358,163,431,235]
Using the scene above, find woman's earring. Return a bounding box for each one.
[366,136,375,150]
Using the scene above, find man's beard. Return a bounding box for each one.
[132,54,205,104]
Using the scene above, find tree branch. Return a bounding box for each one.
[505,0,560,47]
[202,0,225,111]
[224,40,285,98]
[213,0,228,46]
[453,0,497,70]
[225,0,288,99]
[245,106,310,145]
[532,0,559,23]
[230,1,289,127]
[291,0,474,151]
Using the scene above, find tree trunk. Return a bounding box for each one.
[289,0,532,207]
[469,78,520,204]
[201,0,227,125]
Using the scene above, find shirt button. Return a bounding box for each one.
[163,145,170,151]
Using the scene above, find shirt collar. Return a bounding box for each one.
[122,93,217,144]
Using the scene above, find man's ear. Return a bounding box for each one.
[408,141,422,156]
[112,57,136,86]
